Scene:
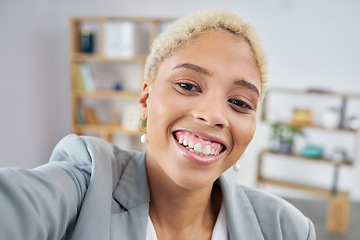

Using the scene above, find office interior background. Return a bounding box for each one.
[1,0,359,220]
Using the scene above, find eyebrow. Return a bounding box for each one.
[172,62,260,96]
[172,63,212,76]
[235,79,260,97]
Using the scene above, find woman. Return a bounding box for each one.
[0,9,315,240]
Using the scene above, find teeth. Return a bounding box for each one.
[194,142,203,153]
[176,134,222,156]
[183,137,189,146]
[202,145,211,155]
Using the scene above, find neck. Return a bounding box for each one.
[146,155,222,239]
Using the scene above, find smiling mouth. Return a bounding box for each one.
[173,130,225,157]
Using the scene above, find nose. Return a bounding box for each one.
[191,94,229,128]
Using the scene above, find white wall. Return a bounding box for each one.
[1,0,359,199]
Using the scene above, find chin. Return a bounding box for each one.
[171,168,222,191]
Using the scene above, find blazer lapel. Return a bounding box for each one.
[219,176,264,240]
[112,151,150,239]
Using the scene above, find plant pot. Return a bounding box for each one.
[278,140,293,154]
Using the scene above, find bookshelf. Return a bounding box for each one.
[257,88,360,233]
[69,17,173,143]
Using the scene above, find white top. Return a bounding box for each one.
[146,202,229,240]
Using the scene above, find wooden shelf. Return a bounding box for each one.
[71,16,174,23]
[267,87,360,99]
[257,176,347,197]
[257,87,358,200]
[76,124,142,136]
[70,16,173,143]
[71,53,147,63]
[264,121,358,133]
[73,90,140,99]
[259,150,354,166]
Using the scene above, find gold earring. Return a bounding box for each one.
[138,118,147,132]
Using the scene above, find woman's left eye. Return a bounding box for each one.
[228,99,253,111]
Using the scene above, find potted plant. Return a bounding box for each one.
[269,122,305,154]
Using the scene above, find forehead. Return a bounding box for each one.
[163,30,258,70]
[185,30,254,55]
[155,30,261,90]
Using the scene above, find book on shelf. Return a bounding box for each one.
[79,62,96,91]
[103,21,148,58]
[83,106,99,124]
[76,106,99,125]
[121,104,141,131]
[76,105,86,124]
[72,62,96,91]
[71,64,84,91]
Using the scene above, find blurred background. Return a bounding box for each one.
[1,0,359,239]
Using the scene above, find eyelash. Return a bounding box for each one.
[228,99,254,111]
[175,82,202,93]
[175,81,254,112]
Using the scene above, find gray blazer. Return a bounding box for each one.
[0,134,315,240]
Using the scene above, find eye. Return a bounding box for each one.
[228,99,254,112]
[175,82,202,93]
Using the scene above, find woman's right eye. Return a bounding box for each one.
[175,82,201,93]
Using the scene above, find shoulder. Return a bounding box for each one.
[50,134,139,166]
[220,176,315,240]
[49,134,144,182]
[241,185,306,220]
[241,185,315,239]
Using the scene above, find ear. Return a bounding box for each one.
[139,81,151,120]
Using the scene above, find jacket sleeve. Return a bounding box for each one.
[0,135,92,240]
[307,218,316,240]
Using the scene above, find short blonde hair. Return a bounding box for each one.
[144,9,268,98]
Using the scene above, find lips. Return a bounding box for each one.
[173,130,225,158]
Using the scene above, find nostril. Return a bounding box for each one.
[197,117,225,128]
[193,107,229,128]
[215,123,224,128]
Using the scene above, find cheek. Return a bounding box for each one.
[233,116,257,150]
[148,95,174,123]
[146,89,181,138]
[147,86,191,123]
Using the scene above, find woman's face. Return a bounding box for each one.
[140,30,261,191]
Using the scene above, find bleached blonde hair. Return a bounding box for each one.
[144,9,268,98]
